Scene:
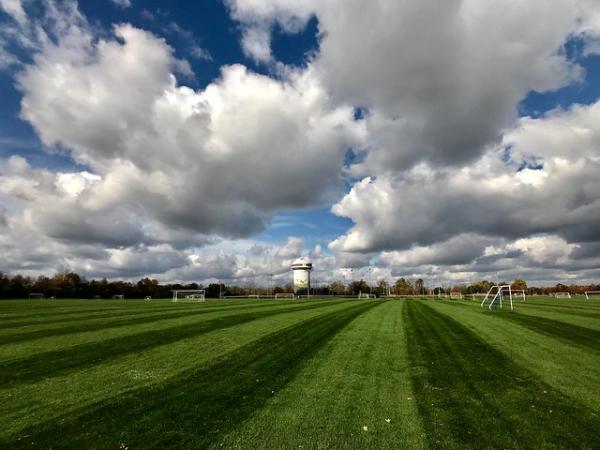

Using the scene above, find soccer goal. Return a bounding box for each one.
[554,292,571,299]
[248,294,260,299]
[358,292,376,299]
[585,291,600,300]
[481,285,514,311]
[512,290,526,301]
[28,293,44,299]
[144,296,152,301]
[112,294,125,300]
[275,293,295,299]
[172,290,205,302]
[449,292,463,299]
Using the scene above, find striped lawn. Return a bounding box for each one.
[1,296,599,449]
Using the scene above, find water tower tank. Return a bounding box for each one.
[291,257,312,294]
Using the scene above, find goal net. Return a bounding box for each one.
[275,293,295,299]
[112,294,124,300]
[248,294,260,299]
[585,291,600,300]
[449,292,463,299]
[554,292,571,299]
[172,290,205,302]
[28,293,44,299]
[481,285,514,311]
[358,292,376,299]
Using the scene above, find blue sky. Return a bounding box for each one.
[1,0,600,286]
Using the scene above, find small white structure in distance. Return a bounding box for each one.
[512,290,526,301]
[585,291,600,300]
[554,292,571,299]
[291,257,312,294]
[172,290,205,302]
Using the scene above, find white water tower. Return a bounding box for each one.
[291,257,312,294]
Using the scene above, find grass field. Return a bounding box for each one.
[1,296,599,449]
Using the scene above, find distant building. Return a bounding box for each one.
[291,257,312,294]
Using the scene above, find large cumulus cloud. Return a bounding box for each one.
[13,18,361,244]
[330,102,600,253]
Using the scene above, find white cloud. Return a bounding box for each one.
[330,100,600,253]
[228,0,599,173]
[111,0,131,8]
[13,20,361,246]
[275,237,303,258]
[0,0,26,24]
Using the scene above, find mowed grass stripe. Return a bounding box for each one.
[0,300,295,330]
[0,300,325,344]
[0,304,203,330]
[218,300,427,450]
[405,300,600,449]
[3,301,381,449]
[440,297,600,333]
[0,308,228,345]
[427,300,600,414]
[0,300,337,360]
[1,300,364,441]
[0,300,349,387]
[492,311,600,355]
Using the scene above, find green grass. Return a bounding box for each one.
[1,297,599,449]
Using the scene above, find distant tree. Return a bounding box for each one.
[205,283,227,298]
[394,278,413,295]
[415,278,425,295]
[349,279,369,295]
[512,278,528,291]
[376,279,390,296]
[329,281,345,295]
[471,280,494,293]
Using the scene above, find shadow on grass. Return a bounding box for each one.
[0,301,316,345]
[493,311,600,355]
[0,301,345,388]
[3,301,381,449]
[0,301,285,331]
[405,301,600,449]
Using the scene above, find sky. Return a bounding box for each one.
[1,0,600,287]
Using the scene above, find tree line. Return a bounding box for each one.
[0,271,598,299]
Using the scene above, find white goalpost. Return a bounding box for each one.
[172,290,205,302]
[274,293,295,299]
[481,285,514,311]
[28,293,44,299]
[585,291,600,300]
[248,294,260,299]
[554,292,571,299]
[358,292,376,299]
[449,292,463,299]
[112,294,125,300]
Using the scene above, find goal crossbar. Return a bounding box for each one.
[358,292,376,299]
[554,292,571,299]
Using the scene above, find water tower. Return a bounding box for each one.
[291,257,312,294]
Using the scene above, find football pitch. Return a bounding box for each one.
[1,297,599,449]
